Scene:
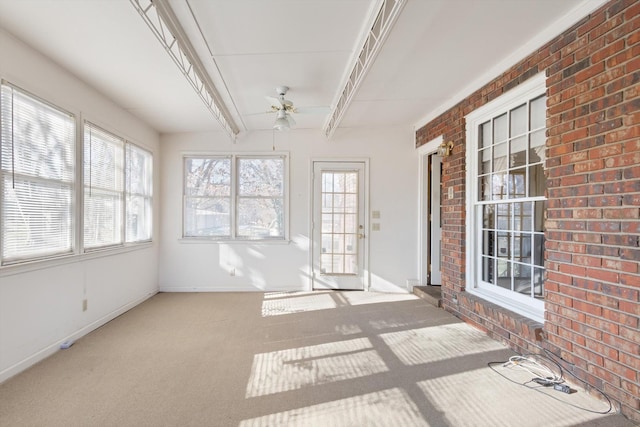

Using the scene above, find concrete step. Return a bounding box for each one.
[413,285,442,308]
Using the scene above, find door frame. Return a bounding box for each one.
[309,158,370,291]
[417,136,443,285]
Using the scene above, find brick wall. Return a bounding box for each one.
[416,0,639,421]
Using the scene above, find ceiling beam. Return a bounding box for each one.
[323,0,406,139]
[130,0,239,140]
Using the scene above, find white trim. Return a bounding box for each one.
[159,286,306,293]
[0,290,157,383]
[182,152,290,242]
[414,0,608,131]
[417,136,442,285]
[465,73,546,322]
[309,158,370,291]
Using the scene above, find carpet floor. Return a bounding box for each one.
[0,291,634,427]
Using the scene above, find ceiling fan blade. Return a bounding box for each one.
[294,106,331,115]
[265,96,283,109]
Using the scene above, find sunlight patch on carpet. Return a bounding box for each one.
[380,322,506,365]
[261,293,337,316]
[245,338,388,398]
[240,388,428,427]
[418,367,614,427]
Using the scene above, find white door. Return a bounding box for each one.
[429,154,442,285]
[312,161,366,290]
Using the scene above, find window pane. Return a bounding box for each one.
[494,113,508,143]
[479,147,491,175]
[492,173,507,200]
[126,194,151,242]
[514,264,532,296]
[493,142,508,172]
[480,121,491,148]
[84,189,123,248]
[84,124,124,249]
[510,103,527,137]
[529,163,545,197]
[482,256,494,284]
[533,234,545,267]
[496,203,510,230]
[184,197,230,237]
[1,86,74,183]
[530,95,545,129]
[185,158,230,197]
[238,158,284,196]
[482,230,495,257]
[529,130,545,163]
[237,198,284,238]
[497,259,511,290]
[126,144,152,243]
[533,267,545,299]
[510,136,527,168]
[513,201,533,231]
[480,175,491,201]
[508,167,526,198]
[2,177,73,261]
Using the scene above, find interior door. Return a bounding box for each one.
[312,161,366,290]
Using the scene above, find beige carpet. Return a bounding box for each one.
[0,291,634,427]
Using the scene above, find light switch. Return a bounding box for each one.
[372,210,380,219]
[372,223,381,231]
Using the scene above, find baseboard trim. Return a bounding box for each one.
[0,290,157,384]
[159,286,306,293]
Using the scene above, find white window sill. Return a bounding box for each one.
[178,238,291,245]
[466,286,545,324]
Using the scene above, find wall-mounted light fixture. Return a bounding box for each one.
[437,140,454,157]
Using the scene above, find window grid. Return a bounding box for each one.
[320,171,358,275]
[475,93,546,302]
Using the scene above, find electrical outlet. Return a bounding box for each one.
[82,299,88,312]
[448,186,454,199]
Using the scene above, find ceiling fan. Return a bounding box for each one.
[266,86,296,131]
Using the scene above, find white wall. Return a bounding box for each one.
[0,29,161,382]
[159,126,418,293]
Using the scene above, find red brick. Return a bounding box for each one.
[588,143,623,159]
[602,258,639,273]
[591,39,625,63]
[603,207,640,219]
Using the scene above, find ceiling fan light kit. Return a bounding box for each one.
[273,110,290,131]
[269,86,299,131]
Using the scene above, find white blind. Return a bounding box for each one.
[83,123,124,249]
[125,143,152,242]
[0,83,75,263]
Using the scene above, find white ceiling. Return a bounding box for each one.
[0,0,600,137]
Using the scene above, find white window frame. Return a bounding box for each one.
[83,121,153,252]
[182,153,289,242]
[465,73,546,323]
[125,143,153,243]
[0,81,76,265]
